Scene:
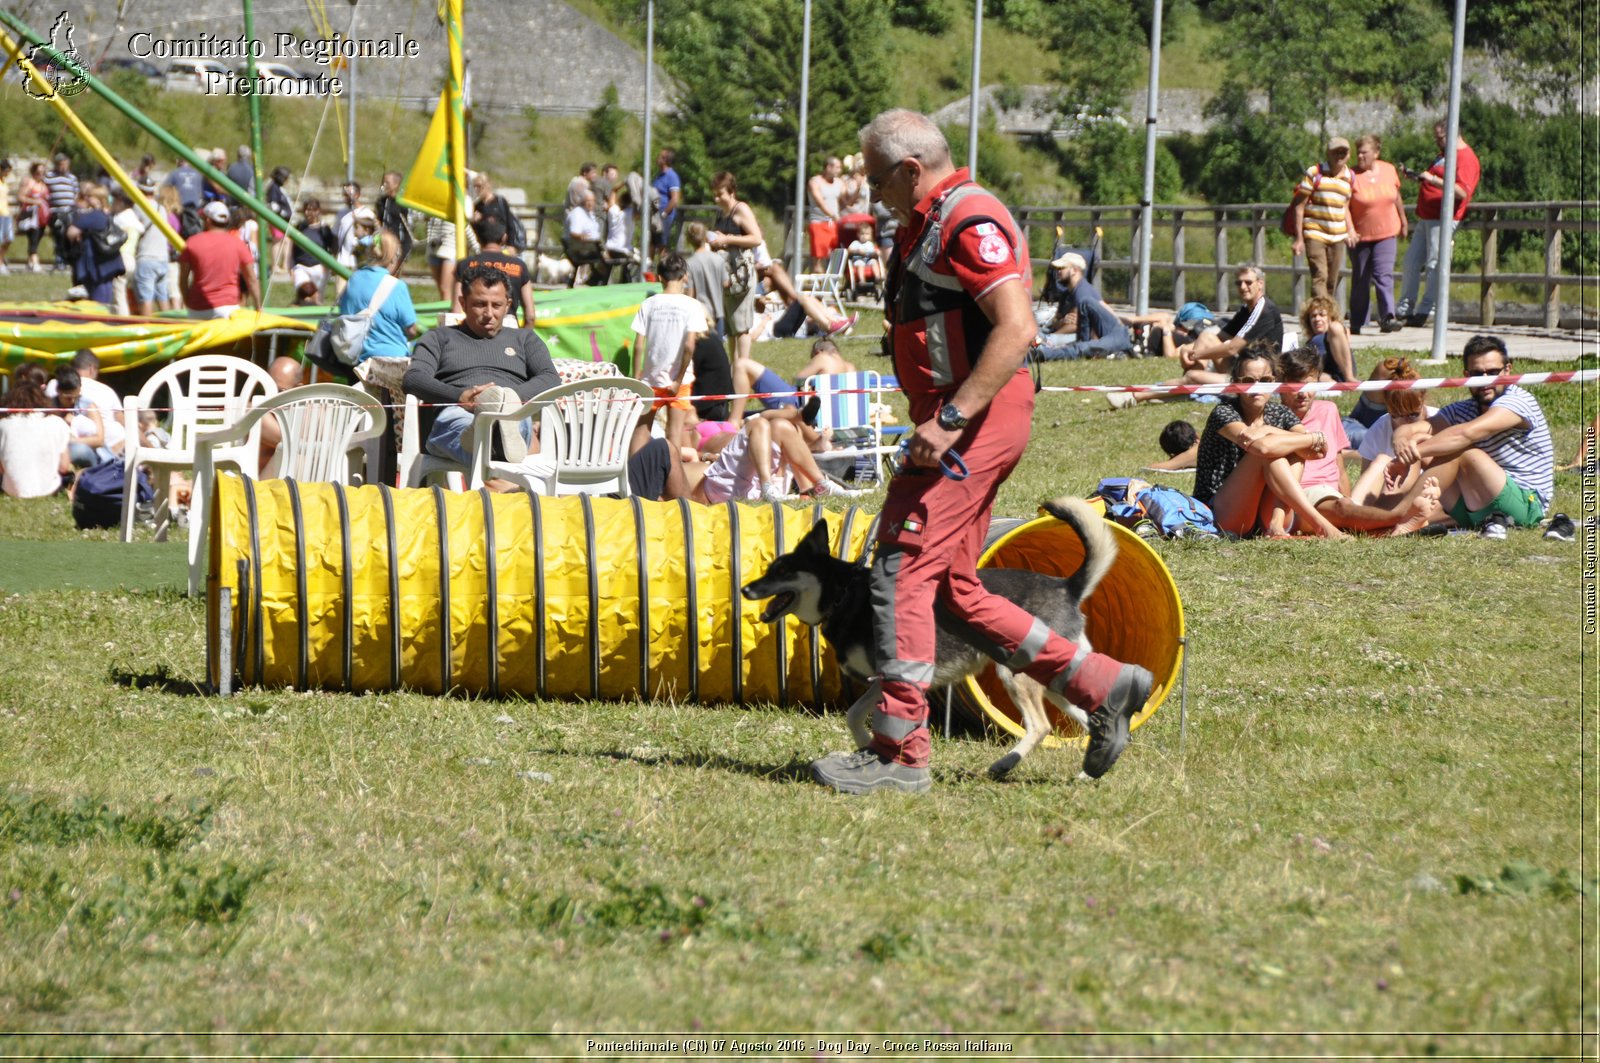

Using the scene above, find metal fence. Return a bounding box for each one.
[1008,201,1597,331]
[509,199,1597,330]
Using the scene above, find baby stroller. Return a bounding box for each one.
[848,252,884,302]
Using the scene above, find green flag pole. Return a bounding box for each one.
[242,0,270,291]
[0,8,349,280]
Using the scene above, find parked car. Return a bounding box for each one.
[165,58,230,92]
[252,61,315,91]
[100,57,164,81]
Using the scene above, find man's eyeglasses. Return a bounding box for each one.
[1468,364,1507,376]
[867,156,913,193]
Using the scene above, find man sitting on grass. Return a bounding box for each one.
[1387,334,1553,539]
[1035,252,1132,360]
[1109,265,1282,408]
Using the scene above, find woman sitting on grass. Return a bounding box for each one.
[1191,342,1344,539]
[690,406,861,505]
[0,381,72,499]
[1276,347,1438,536]
[1299,295,1356,383]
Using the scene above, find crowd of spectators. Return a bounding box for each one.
[0,122,1573,542]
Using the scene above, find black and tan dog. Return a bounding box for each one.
[742,496,1125,779]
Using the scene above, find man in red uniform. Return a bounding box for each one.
[810,110,1152,795]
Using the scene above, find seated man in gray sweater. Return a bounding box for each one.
[404,264,561,465]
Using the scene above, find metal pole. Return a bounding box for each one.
[445,0,469,260]
[243,0,269,291]
[641,0,654,268]
[1427,0,1468,363]
[791,0,812,278]
[217,588,233,697]
[1136,0,1163,315]
[966,0,983,176]
[0,10,348,277]
[346,55,357,185]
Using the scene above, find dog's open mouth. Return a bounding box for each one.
[759,592,796,623]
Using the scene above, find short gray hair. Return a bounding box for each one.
[1235,264,1264,284]
[858,109,951,170]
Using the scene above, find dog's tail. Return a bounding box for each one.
[1040,496,1118,602]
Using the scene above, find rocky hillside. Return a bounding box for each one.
[13,0,669,115]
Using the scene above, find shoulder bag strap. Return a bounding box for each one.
[359,273,401,319]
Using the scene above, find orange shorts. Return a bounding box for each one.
[651,383,694,412]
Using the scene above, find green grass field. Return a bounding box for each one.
[0,333,1593,1054]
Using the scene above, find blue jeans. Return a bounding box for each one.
[69,441,115,467]
[425,405,532,465]
[755,367,801,410]
[1035,330,1129,361]
[1398,219,1452,319]
[1342,416,1367,452]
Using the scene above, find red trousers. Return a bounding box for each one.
[868,381,1122,767]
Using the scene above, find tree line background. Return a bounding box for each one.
[594,0,1589,275]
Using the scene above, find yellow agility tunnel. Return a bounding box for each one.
[204,476,1182,740]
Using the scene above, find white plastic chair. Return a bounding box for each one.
[495,377,654,496]
[796,247,850,321]
[120,355,278,544]
[396,359,623,491]
[804,370,901,487]
[188,383,388,595]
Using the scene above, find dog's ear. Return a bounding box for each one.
[798,518,833,557]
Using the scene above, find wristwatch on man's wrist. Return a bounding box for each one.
[937,403,969,431]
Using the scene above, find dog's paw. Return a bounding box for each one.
[987,751,1023,780]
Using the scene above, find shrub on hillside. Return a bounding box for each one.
[587,83,626,155]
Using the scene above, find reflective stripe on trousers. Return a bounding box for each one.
[865,378,1122,767]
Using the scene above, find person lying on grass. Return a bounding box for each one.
[1145,419,1198,472]
[1189,343,1344,539]
[689,405,861,505]
[1276,346,1438,536]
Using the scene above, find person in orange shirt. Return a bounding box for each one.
[1348,134,1408,334]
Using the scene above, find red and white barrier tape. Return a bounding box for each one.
[1044,368,1598,398]
[0,369,1592,414]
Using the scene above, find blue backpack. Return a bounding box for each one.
[1140,484,1220,538]
[1097,479,1220,539]
[72,458,152,530]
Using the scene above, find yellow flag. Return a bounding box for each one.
[397,91,453,220]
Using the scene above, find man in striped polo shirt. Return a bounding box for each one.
[1290,137,1357,302]
[1389,334,1553,535]
[42,153,79,272]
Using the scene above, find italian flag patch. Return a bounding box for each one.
[902,518,923,534]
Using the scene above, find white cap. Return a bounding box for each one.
[201,200,231,224]
[1051,251,1087,273]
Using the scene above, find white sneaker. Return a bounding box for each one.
[1106,391,1137,410]
[808,478,866,499]
[761,482,792,504]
